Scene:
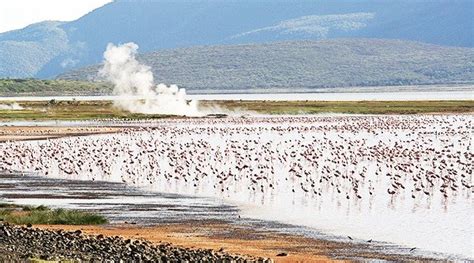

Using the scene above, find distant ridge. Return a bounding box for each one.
[57,39,474,92]
[0,0,472,78]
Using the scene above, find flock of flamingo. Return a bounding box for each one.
[0,115,471,209]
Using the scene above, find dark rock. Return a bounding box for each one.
[0,223,257,261]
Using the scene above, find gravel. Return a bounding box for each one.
[0,223,271,262]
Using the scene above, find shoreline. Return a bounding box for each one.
[34,222,331,262]
[0,165,456,262]
[0,100,473,122]
[0,165,448,262]
[1,83,473,98]
[33,221,436,262]
[0,91,473,102]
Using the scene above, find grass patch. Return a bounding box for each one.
[200,100,474,115]
[0,100,117,120]
[0,100,472,120]
[0,100,174,120]
[0,203,107,225]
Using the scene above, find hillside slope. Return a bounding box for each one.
[0,21,68,77]
[58,39,474,91]
[0,0,472,78]
[0,79,111,96]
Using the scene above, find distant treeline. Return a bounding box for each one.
[0,79,112,96]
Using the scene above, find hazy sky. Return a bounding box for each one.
[0,0,112,33]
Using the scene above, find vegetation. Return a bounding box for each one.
[0,79,112,96]
[1,39,472,95]
[0,100,472,121]
[202,100,474,115]
[0,100,174,120]
[0,21,68,78]
[0,203,107,225]
[60,39,474,92]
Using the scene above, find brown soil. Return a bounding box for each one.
[36,222,349,262]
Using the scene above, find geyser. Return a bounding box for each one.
[99,42,200,116]
[0,103,24,110]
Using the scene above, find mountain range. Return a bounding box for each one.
[0,0,472,79]
[58,39,474,92]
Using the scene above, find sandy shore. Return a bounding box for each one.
[35,220,436,262]
[36,222,341,262]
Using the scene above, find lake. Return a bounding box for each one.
[0,90,472,101]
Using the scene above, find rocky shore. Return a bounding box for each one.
[0,223,266,262]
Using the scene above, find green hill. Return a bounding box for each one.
[0,79,111,96]
[58,39,474,92]
[0,21,68,78]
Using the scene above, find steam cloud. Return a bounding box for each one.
[99,42,200,116]
[0,103,24,110]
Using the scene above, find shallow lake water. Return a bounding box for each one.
[0,115,472,260]
[0,90,472,101]
[0,172,239,224]
[0,172,461,261]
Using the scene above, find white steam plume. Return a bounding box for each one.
[0,103,24,110]
[99,42,200,116]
